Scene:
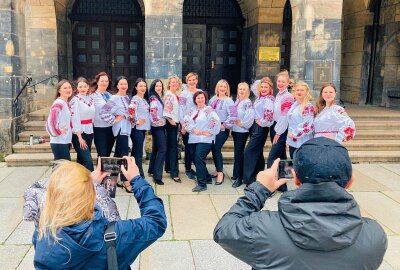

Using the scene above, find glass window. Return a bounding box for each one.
[77,41,86,49]
[92,41,99,49]
[217,44,224,52]
[130,28,137,36]
[116,41,124,50]
[116,28,123,36]
[217,31,224,38]
[78,54,86,63]
[229,44,236,52]
[130,55,137,64]
[91,27,99,35]
[193,57,200,65]
[116,55,124,64]
[229,57,236,65]
[129,42,137,50]
[92,55,100,63]
[216,57,223,65]
[229,31,237,38]
[78,26,85,35]
[193,43,201,51]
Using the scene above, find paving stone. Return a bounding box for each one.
[352,192,400,234]
[349,168,388,192]
[155,176,197,195]
[191,240,249,270]
[384,236,400,269]
[0,167,14,183]
[0,198,23,243]
[114,195,130,219]
[358,203,396,236]
[381,164,400,176]
[210,194,241,218]
[0,166,48,197]
[353,164,400,191]
[158,195,172,241]
[17,246,34,270]
[378,260,395,270]
[0,245,30,270]
[170,195,219,240]
[382,191,400,204]
[140,241,195,270]
[130,255,140,270]
[127,194,141,220]
[5,220,35,244]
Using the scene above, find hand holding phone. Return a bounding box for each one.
[121,156,140,181]
[100,157,128,174]
[256,158,289,192]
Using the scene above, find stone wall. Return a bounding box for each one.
[341,0,373,104]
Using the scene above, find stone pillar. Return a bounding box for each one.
[0,1,28,156]
[290,0,343,98]
[144,0,183,82]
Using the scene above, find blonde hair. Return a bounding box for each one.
[215,79,230,97]
[257,77,273,96]
[315,82,337,116]
[276,70,290,82]
[38,161,96,240]
[185,72,198,83]
[237,82,250,99]
[167,75,182,93]
[292,81,313,115]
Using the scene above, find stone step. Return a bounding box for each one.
[12,142,97,153]
[28,108,49,121]
[18,131,50,142]
[5,150,400,167]
[23,121,47,131]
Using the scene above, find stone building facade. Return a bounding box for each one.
[0,0,399,156]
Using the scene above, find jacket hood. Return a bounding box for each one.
[35,205,108,268]
[278,182,362,251]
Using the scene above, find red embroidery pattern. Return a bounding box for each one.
[150,107,158,121]
[303,104,315,116]
[263,109,273,122]
[343,126,355,141]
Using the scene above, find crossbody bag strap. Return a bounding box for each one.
[105,221,118,270]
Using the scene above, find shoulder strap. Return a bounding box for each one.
[105,221,118,270]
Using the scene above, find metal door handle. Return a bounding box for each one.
[112,59,116,67]
[211,60,215,69]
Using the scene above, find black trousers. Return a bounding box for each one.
[148,126,167,180]
[50,143,71,161]
[267,122,288,168]
[114,131,129,181]
[211,129,230,172]
[243,123,269,185]
[190,143,212,187]
[164,122,179,177]
[289,145,297,160]
[232,131,249,180]
[130,127,146,177]
[93,126,115,157]
[71,133,94,171]
[182,132,194,172]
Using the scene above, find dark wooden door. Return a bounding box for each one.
[208,26,242,96]
[72,22,143,86]
[182,25,207,90]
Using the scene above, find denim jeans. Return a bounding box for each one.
[191,143,212,187]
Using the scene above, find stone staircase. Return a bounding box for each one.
[5,105,400,166]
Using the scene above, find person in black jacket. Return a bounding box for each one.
[214,137,387,270]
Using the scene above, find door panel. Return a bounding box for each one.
[182,24,207,89]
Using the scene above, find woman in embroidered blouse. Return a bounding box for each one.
[314,82,356,143]
[230,82,255,188]
[163,75,182,183]
[129,78,150,177]
[147,79,167,185]
[242,77,275,186]
[99,76,132,192]
[90,72,115,157]
[287,81,315,159]
[209,79,234,185]
[184,91,220,192]
[180,72,202,180]
[46,79,73,161]
[70,77,95,171]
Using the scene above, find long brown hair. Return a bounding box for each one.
[90,71,112,93]
[73,77,89,96]
[315,82,337,116]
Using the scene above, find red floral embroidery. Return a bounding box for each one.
[343,126,355,141]
[303,104,315,116]
[263,109,273,122]
[150,107,158,121]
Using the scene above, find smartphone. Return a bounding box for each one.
[278,160,294,179]
[100,157,127,174]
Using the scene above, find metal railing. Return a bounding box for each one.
[13,75,58,106]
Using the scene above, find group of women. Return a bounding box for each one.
[46,70,356,193]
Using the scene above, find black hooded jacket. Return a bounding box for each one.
[214,181,387,270]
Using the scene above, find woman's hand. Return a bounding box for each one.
[137,119,145,126]
[78,135,88,150]
[91,157,110,184]
[181,126,187,135]
[114,115,125,123]
[235,120,242,127]
[193,129,202,135]
[158,120,164,126]
[287,132,293,139]
[220,123,225,131]
[121,156,140,181]
[273,134,280,144]
[256,158,288,192]
[256,119,262,126]
[61,126,68,135]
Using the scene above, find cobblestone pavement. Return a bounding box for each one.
[1,162,399,269]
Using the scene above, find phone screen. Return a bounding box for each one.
[278,160,294,179]
[100,157,127,173]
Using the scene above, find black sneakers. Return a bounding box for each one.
[192,185,207,192]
